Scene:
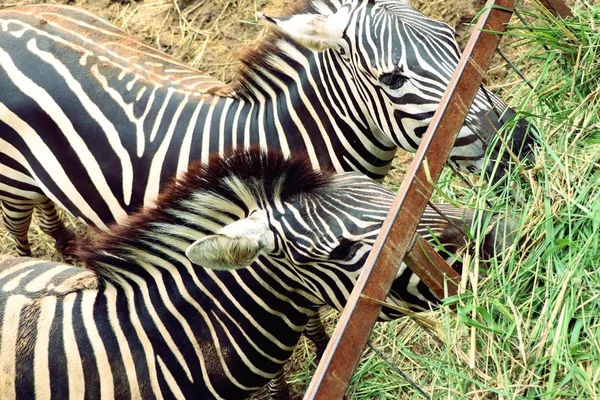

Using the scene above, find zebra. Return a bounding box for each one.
[0,149,513,399]
[0,1,536,257]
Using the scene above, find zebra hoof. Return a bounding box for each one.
[16,248,32,258]
[314,341,329,364]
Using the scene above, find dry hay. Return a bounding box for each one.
[0,0,535,397]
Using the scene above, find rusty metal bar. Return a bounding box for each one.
[303,0,516,398]
[538,0,573,18]
[404,235,461,300]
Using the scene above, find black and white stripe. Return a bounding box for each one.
[0,1,534,255]
[0,149,509,399]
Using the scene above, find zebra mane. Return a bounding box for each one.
[156,147,331,209]
[218,0,332,97]
[75,148,331,275]
[219,0,411,97]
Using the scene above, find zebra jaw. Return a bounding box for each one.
[256,9,349,51]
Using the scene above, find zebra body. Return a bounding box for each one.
[0,1,534,255]
[0,149,506,399]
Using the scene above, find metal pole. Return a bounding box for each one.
[538,0,573,18]
[303,0,516,398]
[404,234,461,301]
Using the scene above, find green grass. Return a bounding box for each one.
[285,2,600,399]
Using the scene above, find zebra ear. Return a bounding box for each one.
[185,211,274,270]
[185,235,263,270]
[257,10,349,51]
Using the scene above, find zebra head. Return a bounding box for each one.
[183,152,395,316]
[182,150,496,319]
[258,0,537,183]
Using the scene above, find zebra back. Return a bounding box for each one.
[4,5,229,93]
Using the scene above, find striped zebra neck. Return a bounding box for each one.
[76,149,330,283]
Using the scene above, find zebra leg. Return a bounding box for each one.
[303,314,350,400]
[35,198,76,254]
[304,312,330,362]
[266,314,329,400]
[1,200,34,256]
[267,368,296,400]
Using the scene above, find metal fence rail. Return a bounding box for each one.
[303,0,573,397]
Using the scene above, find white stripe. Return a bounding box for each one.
[200,96,218,164]
[243,100,253,150]
[144,91,190,207]
[34,297,57,400]
[81,290,114,399]
[119,280,164,398]
[104,286,141,399]
[218,99,233,155]
[230,100,244,150]
[0,294,29,400]
[156,357,186,400]
[149,87,173,142]
[176,101,203,178]
[62,292,85,399]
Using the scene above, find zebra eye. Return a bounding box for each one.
[380,68,407,90]
[329,238,359,261]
